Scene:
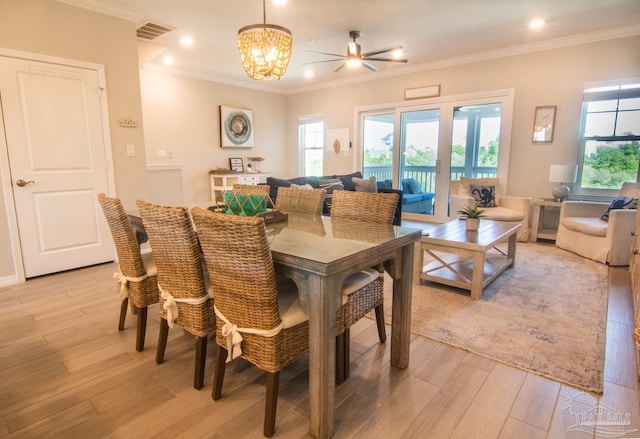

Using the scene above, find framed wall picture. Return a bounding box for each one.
[220,105,254,148]
[229,157,244,172]
[532,105,557,143]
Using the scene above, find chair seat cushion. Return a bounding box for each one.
[342,268,380,297]
[481,207,524,222]
[277,282,308,329]
[141,251,157,276]
[561,217,608,237]
[402,193,433,204]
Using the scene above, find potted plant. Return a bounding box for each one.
[457,203,485,231]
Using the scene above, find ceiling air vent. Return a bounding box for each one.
[136,21,175,40]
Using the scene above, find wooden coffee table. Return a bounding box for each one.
[413,219,520,299]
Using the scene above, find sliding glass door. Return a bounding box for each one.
[360,91,513,223]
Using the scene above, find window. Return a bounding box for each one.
[298,118,324,176]
[576,82,640,196]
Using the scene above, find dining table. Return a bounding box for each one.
[128,205,421,438]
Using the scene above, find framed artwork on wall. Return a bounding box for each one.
[532,105,556,143]
[229,157,244,172]
[220,105,254,148]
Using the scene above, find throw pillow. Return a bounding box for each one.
[291,183,314,189]
[600,196,638,221]
[403,178,423,194]
[352,176,378,193]
[459,177,502,205]
[470,185,497,207]
[334,172,363,191]
[318,177,345,194]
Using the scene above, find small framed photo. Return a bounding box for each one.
[220,105,254,148]
[229,158,244,172]
[532,105,557,143]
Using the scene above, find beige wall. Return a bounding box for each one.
[0,0,148,279]
[139,69,288,203]
[286,35,640,199]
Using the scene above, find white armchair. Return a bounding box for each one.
[449,177,532,242]
[555,182,640,266]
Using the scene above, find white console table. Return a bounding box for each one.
[209,171,269,204]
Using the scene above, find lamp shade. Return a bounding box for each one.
[549,164,578,183]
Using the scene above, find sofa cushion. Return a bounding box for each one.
[481,206,524,222]
[402,193,432,204]
[562,217,608,237]
[353,176,378,193]
[470,184,497,207]
[600,196,638,221]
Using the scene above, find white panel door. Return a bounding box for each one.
[0,56,114,277]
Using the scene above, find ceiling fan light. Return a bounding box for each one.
[346,58,362,68]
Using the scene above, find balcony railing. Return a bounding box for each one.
[364,166,497,193]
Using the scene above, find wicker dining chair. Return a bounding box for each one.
[232,183,271,194]
[136,199,216,390]
[190,207,309,437]
[330,189,400,381]
[274,186,326,215]
[97,193,159,352]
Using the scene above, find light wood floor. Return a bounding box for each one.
[0,255,639,438]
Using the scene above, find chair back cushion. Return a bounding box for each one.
[619,182,640,198]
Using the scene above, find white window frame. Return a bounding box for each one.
[297,114,324,176]
[574,79,640,199]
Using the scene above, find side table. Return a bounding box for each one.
[531,198,562,242]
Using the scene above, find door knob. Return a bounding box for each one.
[633,248,640,255]
[16,179,35,187]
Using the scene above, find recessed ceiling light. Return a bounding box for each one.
[273,0,287,5]
[163,55,174,65]
[304,69,314,78]
[529,19,545,29]
[180,36,193,46]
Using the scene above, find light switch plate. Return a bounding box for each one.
[126,144,135,156]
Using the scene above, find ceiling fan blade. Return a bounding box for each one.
[362,45,403,58]
[306,50,347,58]
[303,59,345,65]
[363,57,409,63]
[362,62,378,72]
[334,62,347,72]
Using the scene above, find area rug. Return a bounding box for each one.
[385,242,609,393]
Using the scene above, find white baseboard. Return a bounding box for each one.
[0,274,20,287]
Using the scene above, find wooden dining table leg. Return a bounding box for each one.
[303,273,342,439]
[390,243,414,369]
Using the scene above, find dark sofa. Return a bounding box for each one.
[265,171,403,226]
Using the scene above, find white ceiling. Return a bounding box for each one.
[58,0,640,94]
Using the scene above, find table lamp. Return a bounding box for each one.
[549,164,578,202]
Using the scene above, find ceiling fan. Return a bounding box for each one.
[305,30,408,72]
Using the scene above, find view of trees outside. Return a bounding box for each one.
[581,141,640,189]
[363,114,500,170]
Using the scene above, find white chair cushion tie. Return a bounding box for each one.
[113,271,149,303]
[158,284,213,329]
[214,306,284,363]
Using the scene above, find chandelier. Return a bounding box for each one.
[237,0,293,82]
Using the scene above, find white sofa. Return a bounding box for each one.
[449,177,532,242]
[555,182,640,266]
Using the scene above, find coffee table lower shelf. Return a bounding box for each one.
[419,251,514,296]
